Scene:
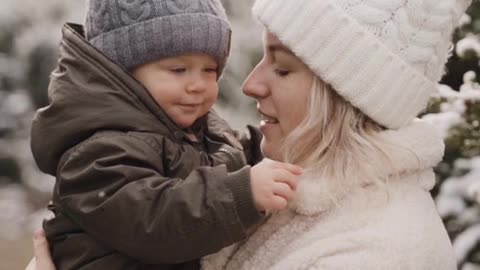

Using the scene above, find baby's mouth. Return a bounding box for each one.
[179,103,202,108]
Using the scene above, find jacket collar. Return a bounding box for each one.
[63,23,183,136]
[290,119,445,215]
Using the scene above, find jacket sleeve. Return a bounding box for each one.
[54,133,263,264]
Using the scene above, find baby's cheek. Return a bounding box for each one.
[204,98,216,112]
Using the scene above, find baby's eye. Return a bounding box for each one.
[274,69,291,77]
[204,67,218,73]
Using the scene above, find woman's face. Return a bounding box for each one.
[243,31,315,161]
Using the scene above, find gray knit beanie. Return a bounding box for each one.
[84,0,231,74]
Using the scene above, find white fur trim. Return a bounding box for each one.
[290,119,444,215]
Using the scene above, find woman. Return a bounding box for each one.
[201,0,468,268]
[28,0,470,269]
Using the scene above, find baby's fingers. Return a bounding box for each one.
[270,195,288,210]
[273,182,295,201]
[32,229,56,270]
[274,170,300,191]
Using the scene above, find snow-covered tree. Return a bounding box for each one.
[422,6,480,268]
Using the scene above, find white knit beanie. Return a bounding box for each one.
[253,0,471,129]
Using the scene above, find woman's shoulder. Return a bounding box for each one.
[294,175,456,269]
[267,171,454,269]
[273,202,456,270]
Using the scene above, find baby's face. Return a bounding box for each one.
[132,54,219,128]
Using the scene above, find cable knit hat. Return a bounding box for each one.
[84,0,231,74]
[253,0,471,129]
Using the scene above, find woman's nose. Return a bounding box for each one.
[242,64,269,98]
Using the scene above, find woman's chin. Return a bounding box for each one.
[260,139,283,161]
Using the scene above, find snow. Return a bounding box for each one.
[423,74,480,139]
[437,157,480,216]
[460,14,472,27]
[454,224,480,265]
[456,34,480,58]
[422,111,464,139]
[428,71,480,268]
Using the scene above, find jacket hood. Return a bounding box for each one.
[31,23,211,176]
[291,119,445,215]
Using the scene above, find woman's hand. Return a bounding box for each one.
[25,229,56,270]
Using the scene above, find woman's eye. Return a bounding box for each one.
[170,68,186,73]
[274,69,291,77]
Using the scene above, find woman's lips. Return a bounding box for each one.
[259,110,279,124]
[259,110,279,135]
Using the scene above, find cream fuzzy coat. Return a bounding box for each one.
[202,120,456,270]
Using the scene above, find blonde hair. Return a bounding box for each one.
[282,77,396,187]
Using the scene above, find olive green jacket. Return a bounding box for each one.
[31,23,263,270]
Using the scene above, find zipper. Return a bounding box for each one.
[218,147,243,170]
[205,136,243,169]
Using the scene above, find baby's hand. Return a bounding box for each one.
[250,158,303,213]
[25,229,56,270]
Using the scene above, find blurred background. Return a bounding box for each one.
[0,1,479,269]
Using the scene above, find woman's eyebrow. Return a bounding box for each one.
[267,44,294,55]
